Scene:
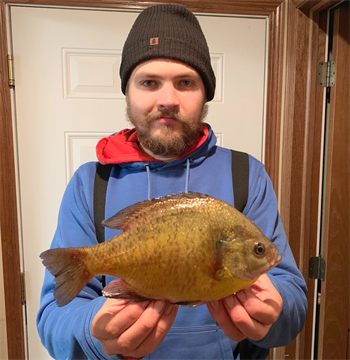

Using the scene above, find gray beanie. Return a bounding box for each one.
[120,4,216,101]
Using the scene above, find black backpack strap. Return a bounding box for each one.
[94,163,113,244]
[231,149,250,359]
[238,339,250,360]
[231,150,249,212]
[233,339,250,360]
[94,163,113,288]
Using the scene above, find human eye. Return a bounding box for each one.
[140,80,157,87]
[180,79,194,87]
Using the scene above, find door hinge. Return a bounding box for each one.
[7,54,15,88]
[21,272,26,304]
[317,61,336,87]
[309,256,326,281]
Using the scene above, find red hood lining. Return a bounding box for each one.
[96,124,209,165]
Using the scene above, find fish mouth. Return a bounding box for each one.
[267,251,282,269]
[244,252,282,280]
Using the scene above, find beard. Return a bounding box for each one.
[126,102,209,157]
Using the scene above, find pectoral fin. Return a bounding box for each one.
[216,238,236,251]
[214,266,233,281]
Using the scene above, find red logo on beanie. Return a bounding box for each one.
[150,37,159,45]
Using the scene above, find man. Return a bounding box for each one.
[37,4,307,360]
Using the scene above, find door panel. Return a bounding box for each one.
[318,3,350,359]
[10,6,267,358]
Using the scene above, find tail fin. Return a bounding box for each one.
[40,248,93,307]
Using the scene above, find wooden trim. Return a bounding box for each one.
[292,0,343,11]
[318,4,350,358]
[281,0,312,267]
[0,0,286,15]
[276,5,300,356]
[301,9,328,360]
[0,2,26,360]
[265,0,285,190]
[278,2,329,359]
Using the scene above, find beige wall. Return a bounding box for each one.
[0,234,8,360]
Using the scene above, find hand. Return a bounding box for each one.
[91,298,178,358]
[207,274,283,342]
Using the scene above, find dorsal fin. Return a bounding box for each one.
[102,192,214,230]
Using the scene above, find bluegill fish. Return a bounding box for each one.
[40,192,281,307]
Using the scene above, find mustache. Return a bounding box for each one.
[145,109,184,122]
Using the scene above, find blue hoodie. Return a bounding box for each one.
[37,124,307,359]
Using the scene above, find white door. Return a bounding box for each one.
[10,6,267,359]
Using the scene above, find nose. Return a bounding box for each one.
[156,83,180,112]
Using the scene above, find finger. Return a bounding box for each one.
[94,300,150,341]
[207,299,245,342]
[125,303,178,358]
[91,298,129,339]
[224,294,270,341]
[236,287,281,325]
[103,298,130,314]
[115,300,167,353]
[143,303,178,346]
[105,302,177,358]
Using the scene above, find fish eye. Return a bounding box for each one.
[254,243,266,256]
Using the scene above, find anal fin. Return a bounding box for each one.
[102,279,150,302]
[103,279,206,307]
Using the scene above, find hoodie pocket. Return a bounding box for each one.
[148,324,236,360]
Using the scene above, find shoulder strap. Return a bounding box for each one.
[231,149,250,359]
[94,163,113,288]
[231,149,249,212]
[94,163,113,244]
[238,339,250,360]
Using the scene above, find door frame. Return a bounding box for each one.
[0,0,343,359]
[317,3,350,358]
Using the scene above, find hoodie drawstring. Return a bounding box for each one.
[145,164,151,200]
[145,159,191,199]
[185,159,190,194]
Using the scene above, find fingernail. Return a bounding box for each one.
[236,291,247,303]
[210,300,220,311]
[164,303,174,315]
[224,295,235,309]
[152,300,166,314]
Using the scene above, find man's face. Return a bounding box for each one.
[126,59,208,157]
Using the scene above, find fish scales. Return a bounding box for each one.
[92,198,219,300]
[40,192,281,307]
